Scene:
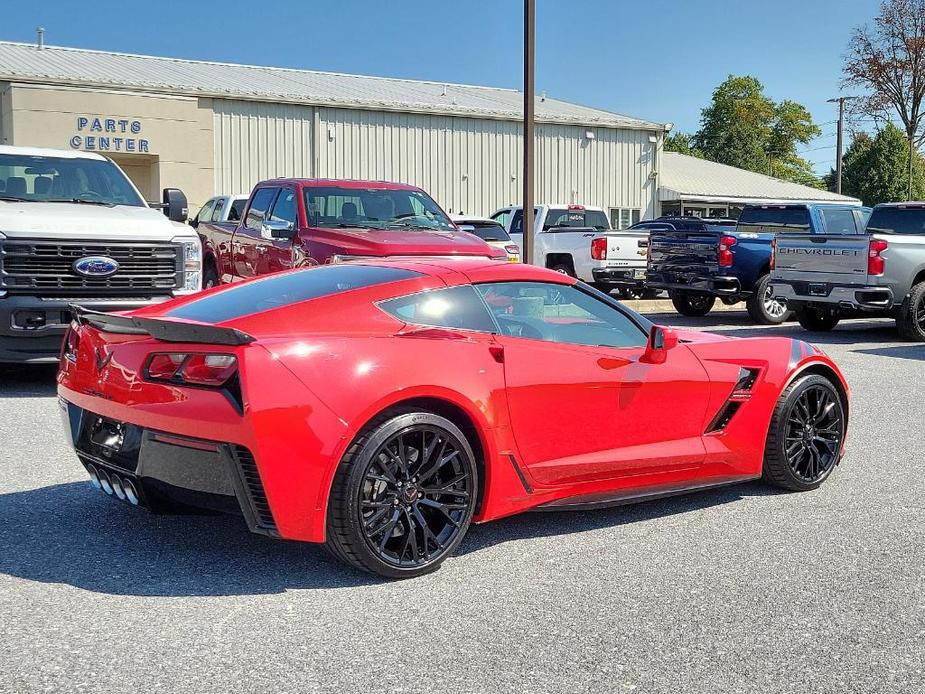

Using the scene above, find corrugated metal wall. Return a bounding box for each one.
[212,99,315,195]
[213,100,657,218]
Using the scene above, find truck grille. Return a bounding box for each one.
[0,240,180,295]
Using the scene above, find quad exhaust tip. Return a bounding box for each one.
[83,463,139,506]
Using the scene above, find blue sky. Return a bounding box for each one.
[2,0,881,174]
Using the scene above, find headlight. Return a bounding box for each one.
[172,236,202,294]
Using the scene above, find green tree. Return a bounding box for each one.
[691,75,822,186]
[664,131,702,158]
[837,123,925,204]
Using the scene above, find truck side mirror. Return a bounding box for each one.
[640,325,679,364]
[162,188,188,223]
[261,220,297,240]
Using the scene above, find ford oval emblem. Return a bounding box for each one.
[73,256,120,277]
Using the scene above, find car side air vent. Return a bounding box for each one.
[705,368,761,434]
[705,401,742,434]
[733,367,760,392]
[231,445,278,533]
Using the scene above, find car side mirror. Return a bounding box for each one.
[189,218,199,229]
[261,220,297,240]
[641,325,679,364]
[162,188,188,223]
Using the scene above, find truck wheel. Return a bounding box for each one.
[549,261,576,277]
[795,307,840,332]
[203,261,219,289]
[669,291,715,317]
[746,274,791,325]
[897,281,925,342]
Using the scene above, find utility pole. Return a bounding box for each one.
[522,0,535,265]
[827,96,857,195]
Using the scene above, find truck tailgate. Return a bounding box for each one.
[773,234,869,283]
[648,230,720,271]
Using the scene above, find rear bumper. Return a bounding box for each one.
[770,281,895,312]
[646,272,742,296]
[59,398,279,537]
[591,267,647,287]
[0,295,172,363]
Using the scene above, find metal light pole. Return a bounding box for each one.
[522,0,535,265]
[827,96,856,195]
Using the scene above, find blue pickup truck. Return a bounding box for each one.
[646,204,868,324]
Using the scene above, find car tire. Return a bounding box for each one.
[202,261,219,289]
[897,281,925,342]
[326,410,478,579]
[795,307,840,332]
[669,291,716,317]
[746,274,791,325]
[762,374,846,492]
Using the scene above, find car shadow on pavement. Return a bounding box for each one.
[0,480,782,595]
[0,365,58,398]
[459,481,778,556]
[854,344,925,361]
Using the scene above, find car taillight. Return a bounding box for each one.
[591,237,608,260]
[770,238,776,270]
[145,352,238,387]
[718,235,737,268]
[868,238,888,276]
[61,325,80,364]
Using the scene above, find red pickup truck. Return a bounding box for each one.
[196,179,503,286]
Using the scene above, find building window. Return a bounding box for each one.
[609,208,641,230]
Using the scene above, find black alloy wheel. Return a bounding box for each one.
[326,412,477,578]
[763,374,846,491]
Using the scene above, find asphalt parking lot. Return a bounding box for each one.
[0,312,922,694]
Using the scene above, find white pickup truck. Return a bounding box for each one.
[489,204,647,294]
[0,145,200,363]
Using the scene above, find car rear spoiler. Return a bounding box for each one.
[69,305,256,346]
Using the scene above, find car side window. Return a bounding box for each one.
[229,198,246,222]
[476,281,647,349]
[510,209,524,235]
[821,208,859,234]
[492,209,511,228]
[379,285,497,333]
[269,188,297,227]
[245,188,279,231]
[196,199,216,224]
[210,197,227,223]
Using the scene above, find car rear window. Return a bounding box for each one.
[737,207,810,233]
[545,209,610,230]
[867,207,925,235]
[167,265,422,323]
[379,285,497,332]
[460,222,511,242]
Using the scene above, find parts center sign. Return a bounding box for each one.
[69,116,150,153]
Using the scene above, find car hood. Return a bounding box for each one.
[672,328,732,343]
[0,201,191,240]
[305,226,499,257]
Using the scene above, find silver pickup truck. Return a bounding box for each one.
[770,202,925,341]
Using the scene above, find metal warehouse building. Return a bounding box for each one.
[0,40,669,225]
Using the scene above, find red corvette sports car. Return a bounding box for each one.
[58,259,850,578]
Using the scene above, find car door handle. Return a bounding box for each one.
[488,345,504,363]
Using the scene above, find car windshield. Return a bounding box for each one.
[0,153,144,206]
[303,186,455,231]
[459,222,511,242]
[867,207,925,235]
[737,207,810,233]
[544,208,610,230]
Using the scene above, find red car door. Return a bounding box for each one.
[232,186,278,279]
[476,281,713,487]
[256,186,298,275]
